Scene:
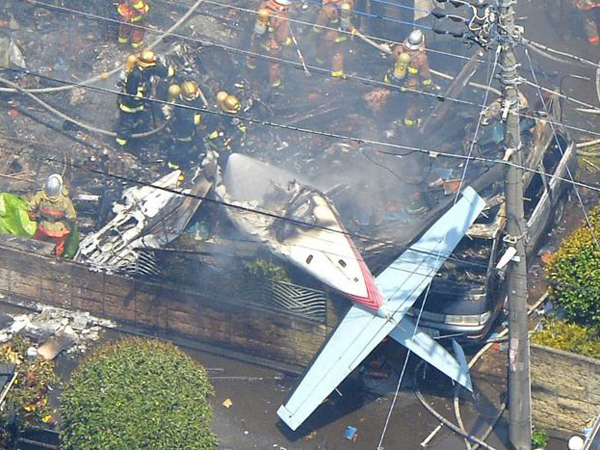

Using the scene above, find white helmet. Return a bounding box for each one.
[404,29,425,50]
[44,174,63,198]
[274,0,291,6]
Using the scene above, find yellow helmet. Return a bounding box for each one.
[137,50,157,68]
[217,91,241,114]
[180,81,199,101]
[125,54,138,73]
[168,84,181,102]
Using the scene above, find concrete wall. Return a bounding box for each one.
[0,235,337,373]
[531,344,600,437]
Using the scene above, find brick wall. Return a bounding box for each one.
[531,344,600,437]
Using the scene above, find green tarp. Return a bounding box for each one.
[0,193,36,237]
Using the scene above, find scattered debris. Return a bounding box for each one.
[222,398,233,408]
[344,425,358,441]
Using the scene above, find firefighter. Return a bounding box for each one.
[384,30,433,128]
[571,0,600,44]
[165,80,205,170]
[313,0,355,79]
[28,174,76,257]
[115,50,175,147]
[246,0,292,88]
[205,91,246,163]
[117,0,149,49]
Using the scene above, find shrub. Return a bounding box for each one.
[532,319,600,359]
[0,337,58,428]
[545,204,600,326]
[60,338,216,450]
[245,259,290,283]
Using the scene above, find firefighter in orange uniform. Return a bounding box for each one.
[117,0,150,49]
[247,0,292,88]
[28,174,76,257]
[384,29,432,127]
[572,0,600,44]
[313,0,355,78]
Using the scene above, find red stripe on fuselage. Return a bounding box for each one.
[345,235,385,311]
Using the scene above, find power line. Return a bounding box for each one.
[15,0,600,143]
[3,127,600,316]
[18,0,482,108]
[524,46,600,251]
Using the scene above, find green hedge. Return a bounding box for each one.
[532,319,600,359]
[61,338,216,449]
[546,204,600,326]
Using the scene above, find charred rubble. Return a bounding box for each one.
[0,0,572,318]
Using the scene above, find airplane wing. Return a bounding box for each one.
[277,187,485,431]
[389,317,472,391]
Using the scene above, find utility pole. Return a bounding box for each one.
[497,0,532,448]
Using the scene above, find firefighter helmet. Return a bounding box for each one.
[137,50,157,68]
[44,174,63,198]
[180,81,199,101]
[217,91,241,113]
[168,84,181,102]
[125,55,138,73]
[404,30,425,50]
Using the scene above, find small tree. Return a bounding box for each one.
[61,338,216,449]
[546,204,600,326]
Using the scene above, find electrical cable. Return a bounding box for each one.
[12,0,600,142]
[6,62,600,175]
[524,46,600,251]
[0,0,206,94]
[1,124,594,301]
[455,45,500,203]
[4,0,482,110]
[377,44,499,448]
[3,127,600,331]
[169,0,480,63]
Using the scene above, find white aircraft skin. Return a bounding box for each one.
[277,186,486,431]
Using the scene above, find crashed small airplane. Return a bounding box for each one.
[77,168,212,275]
[216,154,486,431]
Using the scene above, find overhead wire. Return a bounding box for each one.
[5,123,600,300]
[12,0,600,141]
[2,3,600,293]
[377,47,499,448]
[10,0,482,111]
[0,0,207,94]
[524,46,600,251]
[6,67,600,200]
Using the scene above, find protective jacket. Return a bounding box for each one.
[313,0,354,77]
[386,45,432,90]
[119,62,174,113]
[28,190,76,238]
[118,0,149,24]
[170,97,203,142]
[247,0,291,86]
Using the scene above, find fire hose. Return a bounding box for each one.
[417,292,549,449]
[0,76,165,138]
[353,29,501,96]
[0,0,205,94]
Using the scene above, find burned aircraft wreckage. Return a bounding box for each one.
[66,41,573,342]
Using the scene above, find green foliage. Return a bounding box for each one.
[531,428,549,448]
[532,319,600,359]
[546,204,600,325]
[0,336,58,429]
[245,259,290,283]
[61,338,216,450]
